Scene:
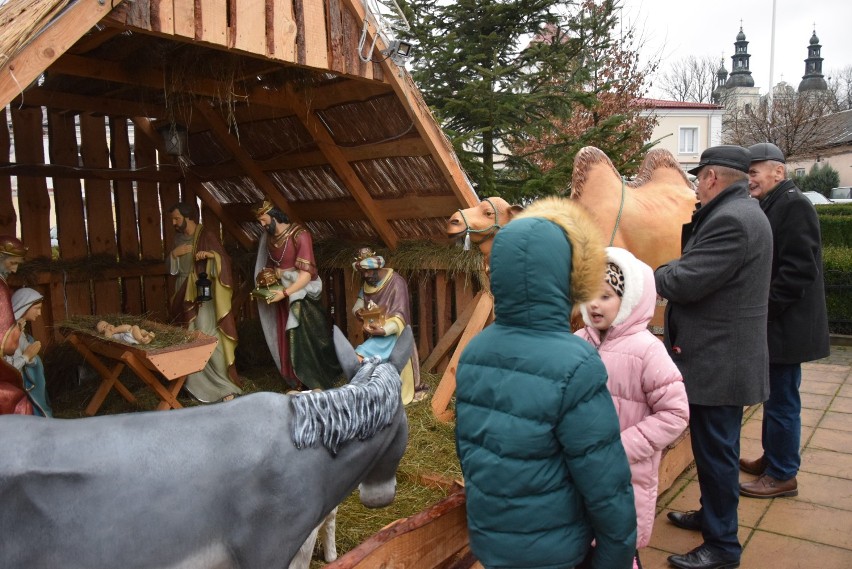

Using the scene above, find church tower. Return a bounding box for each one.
[726,26,755,89]
[712,57,729,105]
[723,26,760,112]
[798,29,828,92]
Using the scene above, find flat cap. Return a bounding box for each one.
[748,142,786,164]
[687,145,751,175]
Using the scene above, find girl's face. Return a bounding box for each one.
[586,282,622,332]
[22,302,42,323]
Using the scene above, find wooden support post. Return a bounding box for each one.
[68,334,137,416]
[120,351,186,411]
[431,292,493,423]
[422,290,482,373]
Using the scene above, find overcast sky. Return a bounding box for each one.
[621,0,852,98]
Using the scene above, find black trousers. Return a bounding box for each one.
[689,403,744,559]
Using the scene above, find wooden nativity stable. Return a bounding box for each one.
[0,0,488,375]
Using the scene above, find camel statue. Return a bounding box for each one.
[435,147,696,422]
[446,197,524,268]
[571,147,697,270]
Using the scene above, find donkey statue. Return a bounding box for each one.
[0,326,413,569]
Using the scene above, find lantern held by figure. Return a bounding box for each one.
[196,272,212,302]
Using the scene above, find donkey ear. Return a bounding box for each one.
[388,326,414,373]
[332,325,361,381]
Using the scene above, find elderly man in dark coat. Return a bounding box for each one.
[655,145,772,569]
[738,143,830,499]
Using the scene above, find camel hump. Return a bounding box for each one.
[571,146,622,199]
[629,148,691,188]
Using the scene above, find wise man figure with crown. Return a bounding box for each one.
[252,200,340,390]
[0,235,32,415]
[351,247,423,404]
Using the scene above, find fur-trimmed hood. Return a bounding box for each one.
[490,197,605,330]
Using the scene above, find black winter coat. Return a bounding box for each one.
[760,179,830,364]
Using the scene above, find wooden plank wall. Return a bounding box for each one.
[112,0,378,81]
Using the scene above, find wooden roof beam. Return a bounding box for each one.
[132,117,256,250]
[292,195,460,222]
[13,87,168,119]
[48,54,294,111]
[286,84,399,249]
[0,161,182,183]
[192,100,299,223]
[0,0,127,107]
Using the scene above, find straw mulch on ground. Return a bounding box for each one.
[47,325,462,568]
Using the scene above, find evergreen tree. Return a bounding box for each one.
[401,0,654,201]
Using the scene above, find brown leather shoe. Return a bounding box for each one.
[739,455,767,476]
[739,474,798,498]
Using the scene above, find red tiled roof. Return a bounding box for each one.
[636,98,723,110]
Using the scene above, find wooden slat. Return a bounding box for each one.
[434,272,449,344]
[454,277,475,317]
[133,127,169,321]
[432,292,493,422]
[172,0,195,38]
[301,0,329,69]
[10,107,51,344]
[79,114,122,314]
[417,277,434,362]
[47,110,91,327]
[11,107,52,259]
[0,0,127,108]
[421,289,480,374]
[109,117,143,315]
[0,107,18,233]
[197,0,228,46]
[151,0,175,35]
[233,0,266,54]
[326,0,346,75]
[344,266,361,343]
[269,0,297,61]
[325,490,470,569]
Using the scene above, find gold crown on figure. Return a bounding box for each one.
[353,247,378,263]
[252,200,274,217]
[0,235,28,257]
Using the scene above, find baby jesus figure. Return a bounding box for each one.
[95,320,156,345]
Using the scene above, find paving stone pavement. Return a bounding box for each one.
[644,344,852,569]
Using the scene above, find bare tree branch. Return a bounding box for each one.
[657,55,720,103]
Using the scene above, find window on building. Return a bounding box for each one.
[795,168,805,177]
[679,127,698,154]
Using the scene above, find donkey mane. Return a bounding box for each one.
[290,357,401,455]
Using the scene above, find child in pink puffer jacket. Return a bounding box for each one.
[576,247,689,569]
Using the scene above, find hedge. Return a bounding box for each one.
[824,246,852,335]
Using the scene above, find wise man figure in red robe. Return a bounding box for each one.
[253,201,340,390]
[0,235,32,415]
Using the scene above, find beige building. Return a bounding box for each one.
[786,108,852,187]
[639,99,724,173]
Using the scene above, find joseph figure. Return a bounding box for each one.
[168,204,242,402]
[253,201,340,390]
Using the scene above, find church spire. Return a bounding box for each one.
[726,25,755,88]
[799,27,827,92]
